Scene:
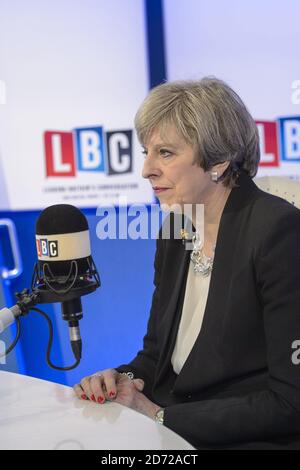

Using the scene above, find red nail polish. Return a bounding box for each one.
[81,394,87,400]
[98,396,104,403]
[109,391,116,398]
[91,394,96,402]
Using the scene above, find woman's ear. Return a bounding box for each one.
[213,161,230,178]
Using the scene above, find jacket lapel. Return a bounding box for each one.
[155,233,190,385]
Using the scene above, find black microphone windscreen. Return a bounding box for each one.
[35,204,91,277]
[36,204,88,235]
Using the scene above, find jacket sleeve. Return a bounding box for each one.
[115,236,164,398]
[163,207,300,447]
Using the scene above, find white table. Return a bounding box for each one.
[0,371,194,450]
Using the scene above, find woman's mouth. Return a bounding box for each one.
[153,187,170,194]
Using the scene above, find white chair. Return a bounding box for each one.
[254,176,300,209]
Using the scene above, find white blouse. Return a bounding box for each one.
[171,260,211,375]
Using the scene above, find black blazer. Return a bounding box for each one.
[117,172,300,449]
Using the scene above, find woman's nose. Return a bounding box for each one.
[142,156,162,179]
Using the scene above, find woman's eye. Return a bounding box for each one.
[141,148,173,158]
[160,149,172,158]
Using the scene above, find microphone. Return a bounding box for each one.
[32,204,100,363]
[0,204,100,369]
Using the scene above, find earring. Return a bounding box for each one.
[210,171,218,182]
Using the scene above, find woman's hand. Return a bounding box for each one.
[73,371,160,419]
[73,369,144,404]
[112,374,161,419]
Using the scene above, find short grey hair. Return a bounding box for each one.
[134,77,260,187]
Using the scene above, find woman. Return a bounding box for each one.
[73,78,300,449]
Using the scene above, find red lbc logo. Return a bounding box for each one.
[256,121,279,167]
[36,239,58,258]
[44,126,133,177]
[45,132,76,177]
